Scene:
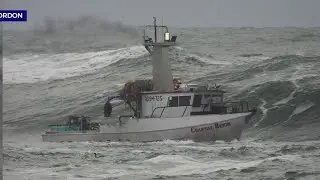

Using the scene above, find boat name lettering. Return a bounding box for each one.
[215,122,231,128]
[144,96,163,101]
[191,125,213,133]
[191,122,231,133]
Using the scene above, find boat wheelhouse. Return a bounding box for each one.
[114,84,250,117]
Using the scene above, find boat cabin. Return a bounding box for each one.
[134,87,227,118]
[112,80,251,120]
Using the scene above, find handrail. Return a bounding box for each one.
[194,101,252,114]
[222,101,250,113]
[151,105,191,118]
[151,106,166,118]
[160,107,166,117]
[181,106,188,117]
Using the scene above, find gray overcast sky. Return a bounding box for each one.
[3,0,320,28]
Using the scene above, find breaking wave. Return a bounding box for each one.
[3,46,148,84]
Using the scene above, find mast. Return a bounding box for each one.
[154,17,157,43]
[143,17,178,92]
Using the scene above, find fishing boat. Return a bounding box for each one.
[42,17,256,143]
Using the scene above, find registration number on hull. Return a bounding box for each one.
[144,96,163,101]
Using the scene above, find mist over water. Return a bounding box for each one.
[4,16,142,55]
[3,17,320,179]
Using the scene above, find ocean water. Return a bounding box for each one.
[3,17,320,180]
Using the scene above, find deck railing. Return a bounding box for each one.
[222,101,250,114]
[191,101,253,115]
[150,106,190,118]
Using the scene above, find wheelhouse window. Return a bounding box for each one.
[192,95,202,107]
[168,96,178,107]
[179,96,191,106]
[168,96,191,107]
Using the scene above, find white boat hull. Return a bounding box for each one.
[42,112,253,143]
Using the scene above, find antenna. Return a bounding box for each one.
[162,16,163,41]
[153,17,157,43]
